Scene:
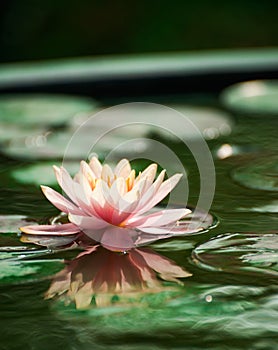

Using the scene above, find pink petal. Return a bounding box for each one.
[53,165,75,200]
[77,172,105,217]
[69,213,109,230]
[20,223,80,236]
[54,166,91,215]
[91,179,108,207]
[81,225,139,251]
[127,208,190,228]
[109,177,127,204]
[77,171,94,206]
[90,180,119,223]
[99,226,139,251]
[41,185,83,215]
[134,233,172,245]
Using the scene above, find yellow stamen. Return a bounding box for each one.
[126,170,135,192]
[86,174,96,190]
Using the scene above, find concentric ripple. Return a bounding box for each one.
[192,232,278,277]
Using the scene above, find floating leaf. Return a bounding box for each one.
[221,79,278,116]
[231,156,278,191]
[0,215,36,233]
[0,259,64,284]
[3,103,233,160]
[192,233,278,277]
[11,161,80,186]
[0,94,97,126]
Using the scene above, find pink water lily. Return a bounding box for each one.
[20,157,190,250]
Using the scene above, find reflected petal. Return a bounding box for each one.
[45,245,191,309]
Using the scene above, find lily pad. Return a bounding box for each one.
[0,94,98,126]
[0,259,64,284]
[0,246,52,261]
[11,161,80,186]
[231,156,278,191]
[237,200,278,213]
[220,80,278,116]
[20,233,79,250]
[0,215,36,233]
[71,104,233,141]
[191,232,278,277]
[3,103,232,160]
[3,128,128,160]
[0,123,48,144]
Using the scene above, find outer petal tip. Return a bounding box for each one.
[20,223,80,236]
[53,165,60,173]
[40,185,49,195]
[182,208,192,216]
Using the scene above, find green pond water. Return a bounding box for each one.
[0,93,277,350]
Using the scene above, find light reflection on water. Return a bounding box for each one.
[0,94,278,350]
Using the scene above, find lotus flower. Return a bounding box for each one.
[45,245,191,308]
[20,157,191,251]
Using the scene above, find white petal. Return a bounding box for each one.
[135,163,157,184]
[80,160,97,181]
[137,173,183,215]
[114,159,131,178]
[89,156,102,177]
[101,164,114,184]
[127,208,190,228]
[78,171,93,205]
[137,224,198,235]
[135,170,166,213]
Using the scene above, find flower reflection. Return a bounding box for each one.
[45,245,191,309]
[21,157,191,251]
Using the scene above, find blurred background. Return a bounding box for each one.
[0,0,278,63]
